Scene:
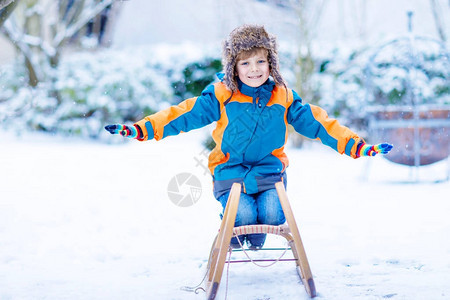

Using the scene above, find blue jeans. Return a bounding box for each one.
[218,188,286,246]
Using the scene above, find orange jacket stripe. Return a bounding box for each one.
[135,97,198,141]
[209,91,229,175]
[309,104,362,157]
[269,86,292,172]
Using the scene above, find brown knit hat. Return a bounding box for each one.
[222,24,285,92]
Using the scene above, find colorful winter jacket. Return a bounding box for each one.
[134,74,363,198]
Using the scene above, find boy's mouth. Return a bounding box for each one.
[248,75,262,79]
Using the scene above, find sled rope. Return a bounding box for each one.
[180,238,218,294]
[224,248,233,300]
[182,225,293,295]
[233,232,291,268]
[180,272,207,294]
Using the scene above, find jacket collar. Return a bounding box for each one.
[216,72,275,104]
[237,77,275,99]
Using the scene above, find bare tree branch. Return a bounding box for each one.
[1,0,116,86]
[0,0,15,10]
[53,0,114,48]
[430,0,447,42]
[0,0,18,27]
[2,18,43,86]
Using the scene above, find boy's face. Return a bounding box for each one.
[235,49,270,88]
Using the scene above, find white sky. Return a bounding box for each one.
[112,0,449,48]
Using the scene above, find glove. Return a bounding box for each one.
[357,142,393,157]
[104,124,142,139]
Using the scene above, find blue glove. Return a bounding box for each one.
[104,124,142,139]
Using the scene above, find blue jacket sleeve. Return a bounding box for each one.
[134,84,221,141]
[287,90,362,158]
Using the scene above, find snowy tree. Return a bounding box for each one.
[288,0,328,104]
[0,0,115,87]
[279,0,328,147]
[0,0,19,28]
[429,0,448,42]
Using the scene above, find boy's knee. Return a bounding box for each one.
[258,210,285,225]
[256,189,285,225]
[235,209,258,226]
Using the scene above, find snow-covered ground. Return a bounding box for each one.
[1,129,449,300]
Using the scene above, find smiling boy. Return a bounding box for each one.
[105,24,392,250]
[236,48,270,88]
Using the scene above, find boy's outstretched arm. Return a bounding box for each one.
[287,90,394,159]
[104,84,221,142]
[356,142,393,158]
[104,124,143,139]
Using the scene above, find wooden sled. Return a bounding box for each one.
[205,182,316,299]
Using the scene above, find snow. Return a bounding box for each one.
[1,1,449,298]
[1,130,449,299]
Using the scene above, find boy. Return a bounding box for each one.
[105,25,392,250]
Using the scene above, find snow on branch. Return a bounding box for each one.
[52,0,115,48]
[0,0,15,10]
[2,14,56,59]
[2,19,44,83]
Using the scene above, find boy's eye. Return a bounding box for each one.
[240,62,248,66]
[258,60,266,63]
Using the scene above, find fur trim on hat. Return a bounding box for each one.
[222,24,285,92]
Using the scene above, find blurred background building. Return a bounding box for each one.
[1,0,449,64]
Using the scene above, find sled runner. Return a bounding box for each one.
[204,182,316,299]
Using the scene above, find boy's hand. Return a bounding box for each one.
[357,143,393,157]
[104,124,142,139]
